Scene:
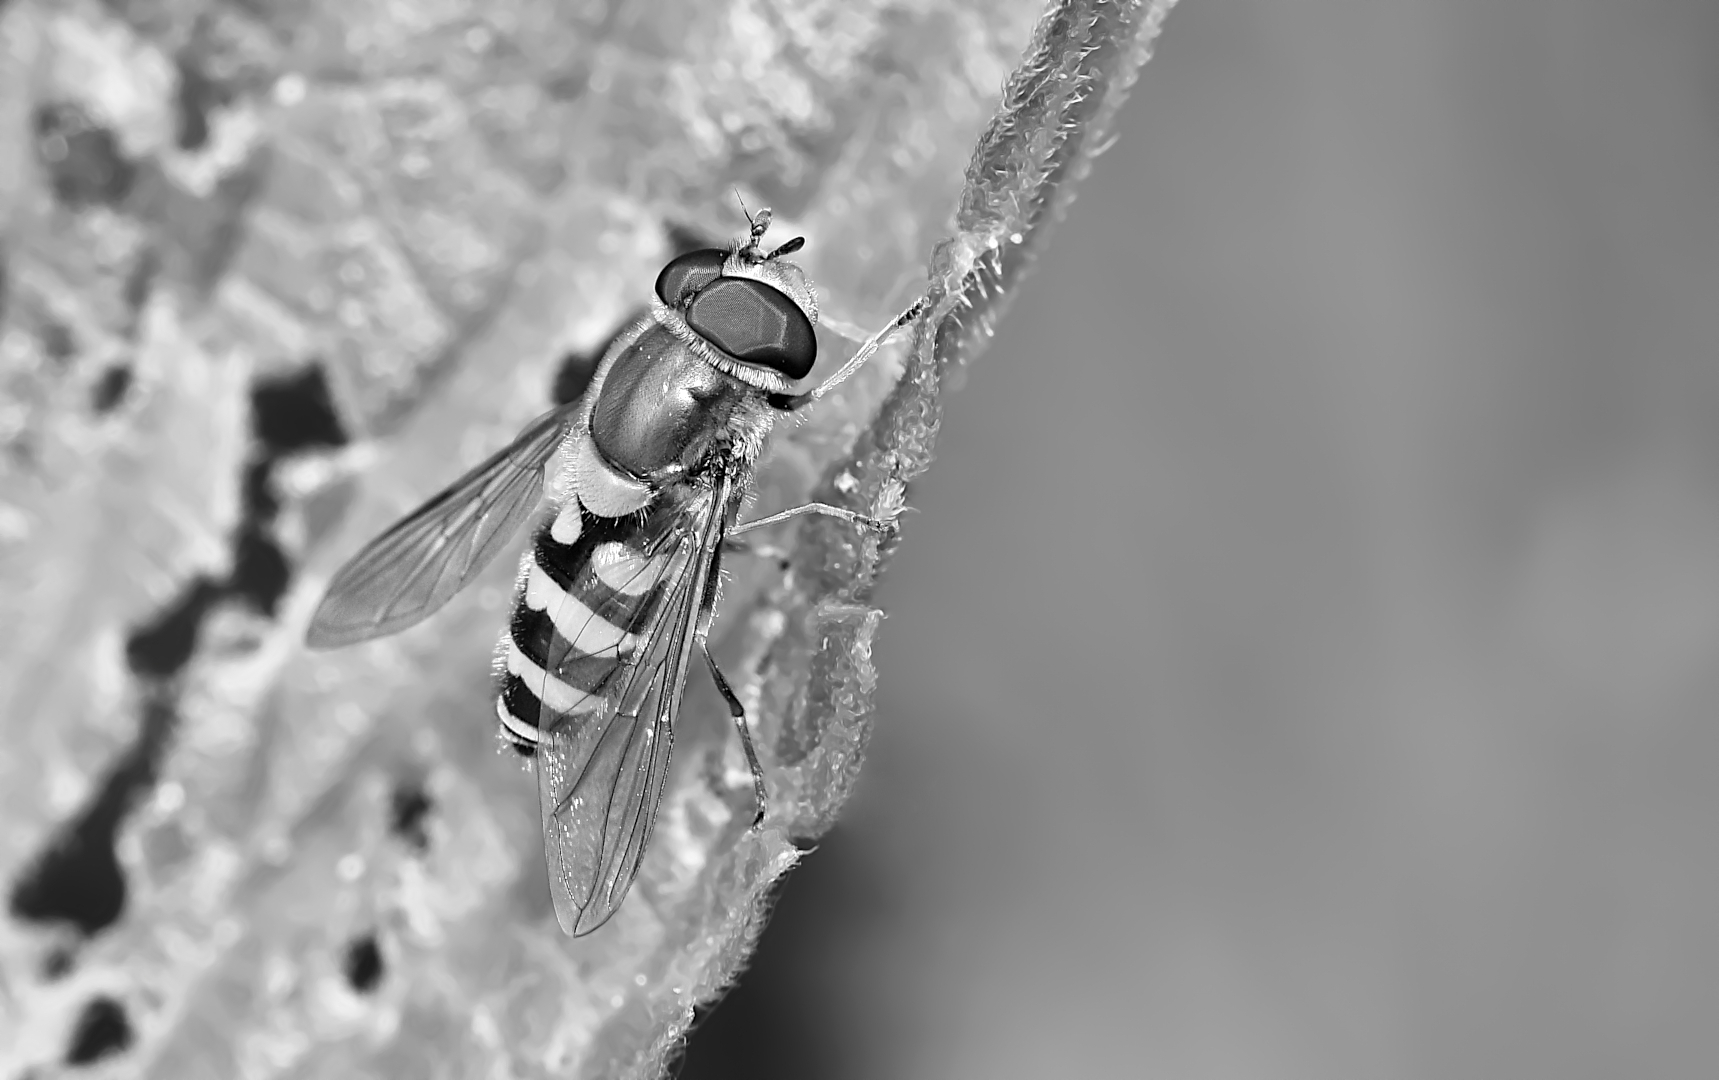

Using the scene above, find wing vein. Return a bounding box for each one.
[534,471,735,935]
[306,404,577,648]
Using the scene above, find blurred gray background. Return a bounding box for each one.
[685,0,1719,1077]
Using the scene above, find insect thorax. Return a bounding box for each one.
[590,323,774,482]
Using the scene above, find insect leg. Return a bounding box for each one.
[816,315,873,344]
[767,296,928,411]
[701,639,767,828]
[730,501,908,536]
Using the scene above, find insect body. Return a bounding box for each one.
[307,212,923,935]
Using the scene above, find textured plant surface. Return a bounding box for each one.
[0,0,1175,1076]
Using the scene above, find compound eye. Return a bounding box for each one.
[653,249,728,307]
[683,276,818,380]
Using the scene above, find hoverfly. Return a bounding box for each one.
[306,210,924,935]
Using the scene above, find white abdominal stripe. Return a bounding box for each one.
[496,692,542,747]
[590,541,676,597]
[504,636,607,715]
[495,628,622,752]
[524,562,637,656]
[493,494,693,755]
[495,560,635,744]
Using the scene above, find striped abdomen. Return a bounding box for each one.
[495,503,683,755]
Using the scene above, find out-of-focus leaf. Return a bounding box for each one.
[0,0,1176,1076]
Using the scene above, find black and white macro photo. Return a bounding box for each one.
[3,1,1718,1078]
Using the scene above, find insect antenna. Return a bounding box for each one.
[733,191,773,260]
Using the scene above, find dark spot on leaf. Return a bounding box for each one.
[33,103,135,209]
[389,780,433,853]
[251,366,347,455]
[543,61,592,102]
[229,528,289,616]
[342,934,384,993]
[42,945,74,980]
[40,319,75,364]
[64,996,133,1065]
[124,578,222,678]
[240,459,277,523]
[89,364,132,414]
[122,247,157,320]
[174,55,224,151]
[227,366,348,618]
[10,696,175,937]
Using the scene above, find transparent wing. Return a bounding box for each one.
[533,476,732,936]
[306,403,579,649]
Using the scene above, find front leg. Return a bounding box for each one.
[767,297,928,411]
[729,501,909,537]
